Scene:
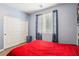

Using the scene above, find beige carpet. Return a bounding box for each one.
[0,43,26,56]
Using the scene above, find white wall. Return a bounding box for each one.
[29,3,77,44]
[0,4,29,50]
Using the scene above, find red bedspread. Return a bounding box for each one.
[7,40,79,56]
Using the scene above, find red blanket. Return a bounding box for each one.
[7,40,79,56]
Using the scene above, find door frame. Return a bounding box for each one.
[36,10,58,42]
[52,10,58,42]
[36,14,42,40]
[3,16,6,49]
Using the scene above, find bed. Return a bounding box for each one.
[7,40,79,56]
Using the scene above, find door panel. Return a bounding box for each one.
[4,16,28,49]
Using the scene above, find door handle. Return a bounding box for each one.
[5,34,7,35]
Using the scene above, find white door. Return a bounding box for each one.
[4,16,28,49]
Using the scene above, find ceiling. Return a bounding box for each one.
[5,3,57,14]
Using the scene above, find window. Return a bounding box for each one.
[37,12,53,34]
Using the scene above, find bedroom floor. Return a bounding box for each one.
[0,42,26,56]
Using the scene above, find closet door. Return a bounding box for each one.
[4,16,28,49]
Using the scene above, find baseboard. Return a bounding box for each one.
[4,41,26,50]
[4,40,26,49]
